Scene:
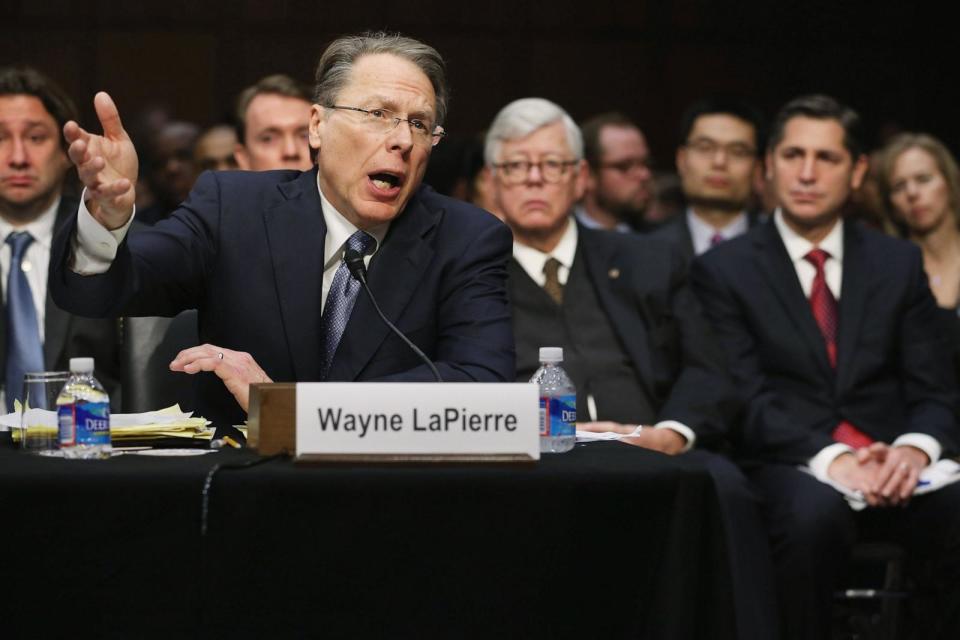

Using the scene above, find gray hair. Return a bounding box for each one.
[314,31,448,127]
[484,98,583,167]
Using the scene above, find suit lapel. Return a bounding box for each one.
[754,222,835,378]
[262,169,327,381]
[578,226,658,402]
[678,214,696,260]
[43,197,77,369]
[835,221,870,392]
[326,189,440,381]
[43,293,70,369]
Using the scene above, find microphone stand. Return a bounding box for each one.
[343,249,443,382]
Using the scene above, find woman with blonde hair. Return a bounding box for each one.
[879,133,960,310]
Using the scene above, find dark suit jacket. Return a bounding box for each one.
[0,195,121,403]
[50,169,515,427]
[691,218,960,464]
[652,209,766,262]
[511,223,737,447]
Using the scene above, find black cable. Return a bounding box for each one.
[199,453,287,537]
[344,248,443,382]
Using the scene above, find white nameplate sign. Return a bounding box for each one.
[295,382,540,462]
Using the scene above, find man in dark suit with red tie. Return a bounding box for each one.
[692,94,960,639]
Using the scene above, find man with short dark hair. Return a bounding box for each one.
[0,66,120,408]
[234,74,312,171]
[576,112,653,232]
[693,94,960,639]
[655,98,766,259]
[137,120,200,225]
[50,32,514,428]
[194,124,238,172]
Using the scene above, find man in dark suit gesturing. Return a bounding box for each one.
[49,32,514,428]
[487,97,778,640]
[0,66,120,408]
[692,95,960,639]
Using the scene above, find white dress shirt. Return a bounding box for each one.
[513,216,696,451]
[1,195,60,342]
[687,208,749,257]
[72,176,389,314]
[317,181,388,314]
[772,209,941,480]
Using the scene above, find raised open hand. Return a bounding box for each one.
[62,92,138,229]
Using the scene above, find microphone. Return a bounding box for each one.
[343,249,443,382]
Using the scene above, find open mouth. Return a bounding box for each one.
[369,172,403,190]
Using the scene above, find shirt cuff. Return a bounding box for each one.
[808,442,854,483]
[653,420,695,453]
[892,433,941,466]
[72,189,135,274]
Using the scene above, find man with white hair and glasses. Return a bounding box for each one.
[49,31,515,428]
[487,97,779,640]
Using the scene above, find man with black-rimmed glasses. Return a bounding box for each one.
[654,97,767,260]
[489,97,779,640]
[49,32,515,429]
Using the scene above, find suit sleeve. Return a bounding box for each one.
[897,248,960,454]
[655,246,739,449]
[50,172,220,319]
[691,255,836,464]
[375,217,516,383]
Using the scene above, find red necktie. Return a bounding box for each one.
[710,232,725,247]
[804,249,838,366]
[803,248,873,449]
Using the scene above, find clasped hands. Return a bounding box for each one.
[828,442,929,507]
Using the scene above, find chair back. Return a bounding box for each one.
[121,310,199,412]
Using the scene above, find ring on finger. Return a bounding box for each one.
[218,352,224,360]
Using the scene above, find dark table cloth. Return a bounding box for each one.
[0,436,734,639]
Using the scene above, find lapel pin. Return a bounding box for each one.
[608,268,620,279]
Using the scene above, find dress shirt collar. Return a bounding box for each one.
[686,207,749,255]
[0,195,60,250]
[317,173,388,270]
[513,216,578,286]
[773,207,844,266]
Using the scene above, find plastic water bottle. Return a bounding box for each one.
[530,347,576,453]
[57,357,112,459]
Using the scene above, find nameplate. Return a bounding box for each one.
[294,383,540,462]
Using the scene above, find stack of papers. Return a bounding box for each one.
[575,425,645,442]
[111,406,213,441]
[1,405,213,442]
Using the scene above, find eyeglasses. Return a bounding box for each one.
[328,105,446,147]
[492,158,579,185]
[686,138,756,161]
[598,157,651,174]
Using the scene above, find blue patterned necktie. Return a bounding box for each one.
[5,232,44,412]
[319,230,376,380]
